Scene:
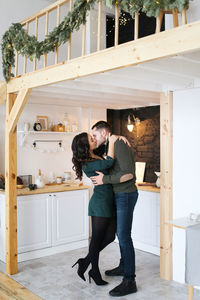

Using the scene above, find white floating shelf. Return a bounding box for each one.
[17,131,79,135]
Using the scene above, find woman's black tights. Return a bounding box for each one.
[83,216,116,273]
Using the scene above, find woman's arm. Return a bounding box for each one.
[107,135,118,158]
[83,157,114,173]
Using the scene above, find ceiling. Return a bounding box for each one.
[30,49,200,109]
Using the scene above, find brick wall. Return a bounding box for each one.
[107,106,160,182]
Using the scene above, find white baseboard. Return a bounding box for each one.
[114,239,160,256]
[0,240,89,263]
[134,241,160,256]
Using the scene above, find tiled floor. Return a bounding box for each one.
[0,243,199,300]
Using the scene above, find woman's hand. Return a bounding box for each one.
[109,135,131,147]
[108,134,118,144]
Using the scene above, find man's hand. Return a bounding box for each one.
[90,171,104,186]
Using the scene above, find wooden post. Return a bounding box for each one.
[115,3,119,46]
[5,93,18,275]
[55,5,60,64]
[188,285,194,300]
[134,12,139,40]
[44,12,49,68]
[33,17,38,71]
[172,9,179,27]
[156,11,164,33]
[68,0,73,60]
[24,23,29,74]
[160,91,173,280]
[82,20,86,56]
[182,8,187,25]
[15,52,19,77]
[97,0,102,51]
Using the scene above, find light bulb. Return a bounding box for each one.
[127,124,134,132]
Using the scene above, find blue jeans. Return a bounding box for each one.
[114,190,138,281]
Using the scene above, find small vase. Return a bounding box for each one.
[155,172,160,188]
[35,176,45,188]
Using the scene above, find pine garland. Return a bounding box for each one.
[1,0,190,82]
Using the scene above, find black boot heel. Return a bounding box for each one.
[72,258,87,281]
[88,270,108,286]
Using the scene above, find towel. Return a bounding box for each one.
[185,223,200,285]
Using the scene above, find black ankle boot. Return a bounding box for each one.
[109,279,137,297]
[88,269,108,286]
[105,266,124,276]
[72,258,89,281]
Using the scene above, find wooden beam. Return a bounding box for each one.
[7,20,200,93]
[160,91,173,280]
[0,82,7,105]
[8,88,31,133]
[0,271,41,299]
[5,93,18,275]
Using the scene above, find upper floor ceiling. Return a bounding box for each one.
[31,49,200,109]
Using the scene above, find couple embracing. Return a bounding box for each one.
[71,121,138,297]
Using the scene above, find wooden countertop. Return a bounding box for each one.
[0,183,160,196]
[0,184,89,196]
[136,183,160,193]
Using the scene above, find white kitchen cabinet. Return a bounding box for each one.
[132,190,160,255]
[0,189,89,262]
[52,190,89,246]
[17,194,52,254]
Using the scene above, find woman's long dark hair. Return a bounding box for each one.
[71,132,92,180]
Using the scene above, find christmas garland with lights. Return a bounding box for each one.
[1,0,190,82]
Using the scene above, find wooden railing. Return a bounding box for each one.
[12,0,188,80]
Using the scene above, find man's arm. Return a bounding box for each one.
[91,141,134,185]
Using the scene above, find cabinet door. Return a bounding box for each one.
[52,190,89,246]
[17,194,52,253]
[132,190,157,246]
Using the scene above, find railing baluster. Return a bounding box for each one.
[115,3,119,46]
[68,0,73,60]
[82,22,86,56]
[181,7,187,25]
[156,11,164,33]
[97,0,102,51]
[44,12,49,68]
[15,52,19,77]
[134,12,139,40]
[172,9,179,27]
[33,17,38,71]
[23,22,29,74]
[55,5,60,64]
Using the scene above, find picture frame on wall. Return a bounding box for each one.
[36,116,48,131]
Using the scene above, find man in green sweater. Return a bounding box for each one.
[91,121,138,297]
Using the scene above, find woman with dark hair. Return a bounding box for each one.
[71,132,117,286]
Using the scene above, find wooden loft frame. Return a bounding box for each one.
[0,0,200,279]
[7,20,200,93]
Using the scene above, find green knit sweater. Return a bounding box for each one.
[102,139,137,193]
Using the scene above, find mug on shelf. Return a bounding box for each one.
[56,176,62,184]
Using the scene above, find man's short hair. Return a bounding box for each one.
[91,121,111,133]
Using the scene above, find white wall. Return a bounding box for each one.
[0,96,106,182]
[173,87,200,283]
